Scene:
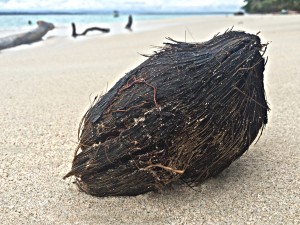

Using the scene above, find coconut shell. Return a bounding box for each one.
[64,30,269,196]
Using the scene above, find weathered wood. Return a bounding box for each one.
[0,21,54,51]
[125,15,133,31]
[64,30,269,197]
[71,23,110,38]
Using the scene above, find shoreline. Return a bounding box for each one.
[0,14,227,37]
[1,14,300,224]
[1,13,299,53]
[1,13,299,45]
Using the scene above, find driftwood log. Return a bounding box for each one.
[64,30,269,197]
[71,23,110,38]
[0,21,54,51]
[125,15,133,31]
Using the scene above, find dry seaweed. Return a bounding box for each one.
[64,30,269,197]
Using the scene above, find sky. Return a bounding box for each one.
[0,0,245,12]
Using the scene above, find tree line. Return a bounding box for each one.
[243,0,300,13]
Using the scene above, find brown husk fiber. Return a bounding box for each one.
[64,30,269,197]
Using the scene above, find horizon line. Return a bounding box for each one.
[0,10,238,16]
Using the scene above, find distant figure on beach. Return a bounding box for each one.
[113,10,119,18]
[28,20,32,25]
[125,15,133,31]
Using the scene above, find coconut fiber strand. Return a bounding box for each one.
[64,30,269,197]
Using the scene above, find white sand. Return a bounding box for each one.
[0,15,300,224]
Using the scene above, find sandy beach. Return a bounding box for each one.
[0,15,299,224]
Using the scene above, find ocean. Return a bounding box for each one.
[0,13,194,29]
[0,12,230,38]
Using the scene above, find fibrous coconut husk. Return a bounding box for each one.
[64,30,269,197]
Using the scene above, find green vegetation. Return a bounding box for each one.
[243,0,300,13]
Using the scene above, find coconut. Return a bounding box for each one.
[64,30,269,197]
